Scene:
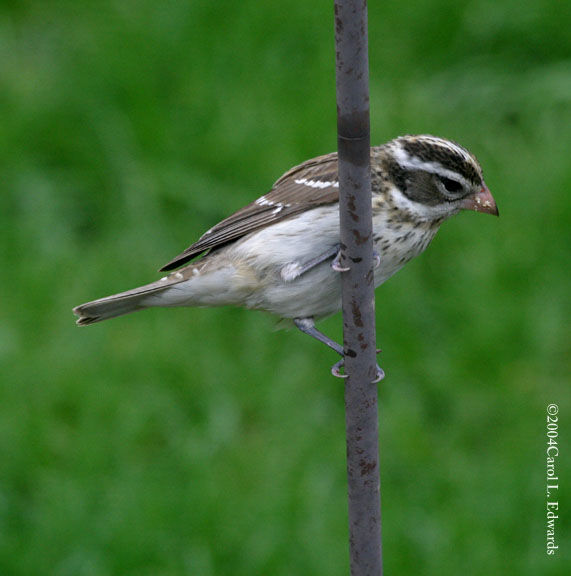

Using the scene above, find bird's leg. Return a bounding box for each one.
[294,317,344,356]
[294,249,383,381]
[294,317,384,382]
[281,246,380,282]
[281,245,341,282]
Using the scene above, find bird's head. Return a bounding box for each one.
[381,134,498,221]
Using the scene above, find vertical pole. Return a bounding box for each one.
[334,1,383,575]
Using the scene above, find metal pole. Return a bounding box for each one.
[334,1,383,574]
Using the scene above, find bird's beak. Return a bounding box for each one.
[460,184,499,216]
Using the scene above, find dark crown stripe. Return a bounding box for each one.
[402,139,481,184]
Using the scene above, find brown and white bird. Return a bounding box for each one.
[73,135,498,364]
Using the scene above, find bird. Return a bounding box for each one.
[73,134,498,375]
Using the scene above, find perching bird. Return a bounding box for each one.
[73,135,498,372]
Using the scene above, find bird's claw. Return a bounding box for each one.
[332,249,381,272]
[331,358,385,383]
[371,366,385,383]
[331,358,348,379]
[331,250,350,272]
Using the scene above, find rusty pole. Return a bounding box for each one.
[334,1,383,574]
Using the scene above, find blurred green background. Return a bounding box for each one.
[1,0,569,574]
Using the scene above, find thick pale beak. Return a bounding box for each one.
[460,184,499,216]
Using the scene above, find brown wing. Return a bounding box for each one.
[160,152,340,271]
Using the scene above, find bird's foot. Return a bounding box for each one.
[331,358,385,383]
[294,317,384,382]
[331,249,350,272]
[331,358,348,379]
[331,249,381,272]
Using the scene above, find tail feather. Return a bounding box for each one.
[74,259,242,326]
[73,278,177,326]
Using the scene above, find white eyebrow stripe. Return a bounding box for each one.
[405,135,475,165]
[392,147,470,186]
[294,178,339,189]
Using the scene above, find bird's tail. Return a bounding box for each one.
[73,277,179,326]
[74,258,249,326]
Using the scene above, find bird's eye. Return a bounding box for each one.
[438,176,463,194]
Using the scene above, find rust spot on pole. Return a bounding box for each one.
[360,459,377,476]
[352,229,370,245]
[352,300,363,327]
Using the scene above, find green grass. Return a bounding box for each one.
[1,1,569,574]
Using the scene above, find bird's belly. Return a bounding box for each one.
[255,264,342,319]
[228,206,342,318]
[208,207,438,319]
